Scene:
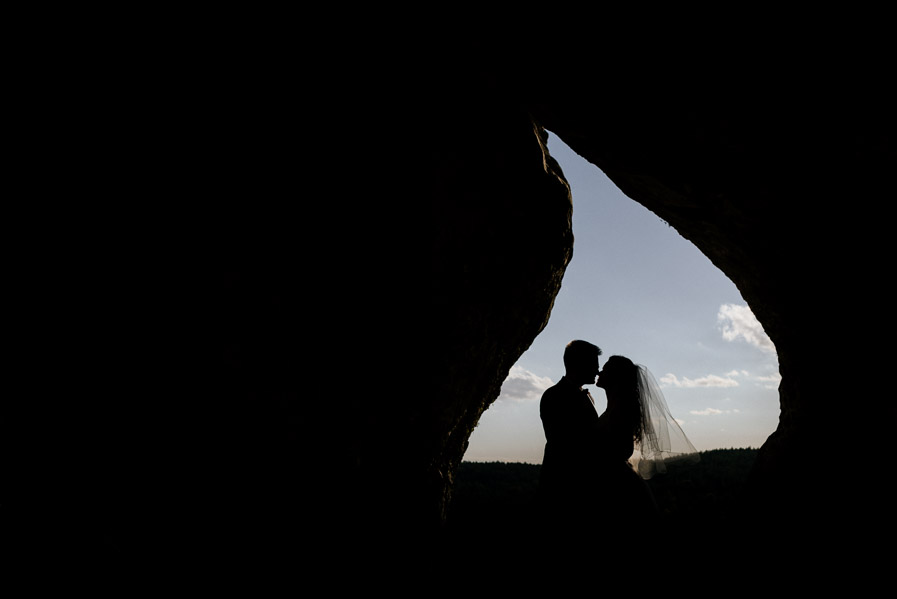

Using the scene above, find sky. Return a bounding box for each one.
[462,133,781,464]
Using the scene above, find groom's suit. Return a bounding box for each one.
[539,376,602,529]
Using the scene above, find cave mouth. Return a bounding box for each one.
[453,131,782,556]
[463,129,781,467]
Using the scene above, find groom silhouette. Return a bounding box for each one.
[538,339,602,536]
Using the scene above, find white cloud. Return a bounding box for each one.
[662,368,781,391]
[660,373,740,388]
[755,373,782,390]
[718,303,776,354]
[691,407,724,415]
[497,365,554,402]
[690,407,741,416]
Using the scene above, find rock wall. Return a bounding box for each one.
[393,53,575,538]
[29,32,895,578]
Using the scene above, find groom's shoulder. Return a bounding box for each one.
[540,382,573,419]
[540,380,568,404]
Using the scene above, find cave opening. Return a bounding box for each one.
[463,131,781,465]
[450,129,782,550]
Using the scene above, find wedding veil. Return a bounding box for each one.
[634,365,699,479]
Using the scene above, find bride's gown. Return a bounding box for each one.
[592,364,699,540]
[593,408,659,533]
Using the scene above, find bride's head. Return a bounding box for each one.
[596,355,638,395]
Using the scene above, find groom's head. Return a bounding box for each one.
[564,340,602,386]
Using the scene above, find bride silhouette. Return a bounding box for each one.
[593,355,698,539]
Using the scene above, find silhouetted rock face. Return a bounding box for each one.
[415,57,574,532]
[43,36,894,573]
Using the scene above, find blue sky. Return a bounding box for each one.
[463,133,781,463]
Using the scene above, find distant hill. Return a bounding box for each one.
[446,448,758,541]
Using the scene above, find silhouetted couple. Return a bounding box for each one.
[538,340,697,551]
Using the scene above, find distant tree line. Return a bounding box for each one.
[445,448,758,540]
